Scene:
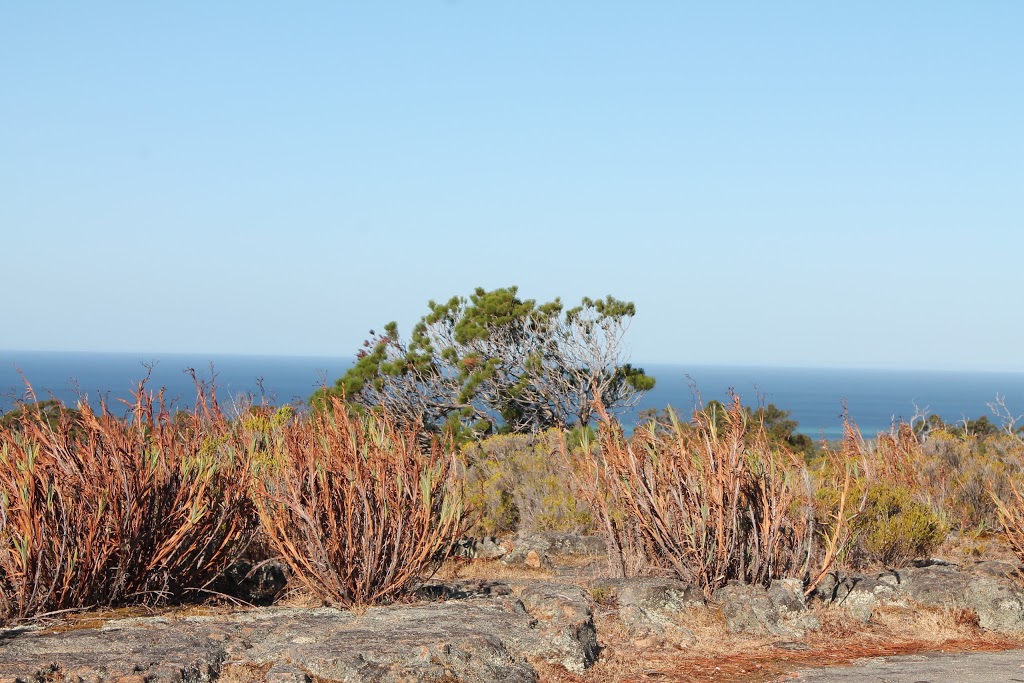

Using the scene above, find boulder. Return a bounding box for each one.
[768,578,821,634]
[810,571,908,621]
[899,565,969,605]
[714,583,815,637]
[965,576,1024,633]
[811,565,1024,634]
[518,582,600,673]
[588,577,703,642]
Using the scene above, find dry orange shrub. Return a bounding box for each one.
[250,397,467,607]
[0,380,256,623]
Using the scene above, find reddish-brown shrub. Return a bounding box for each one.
[251,398,466,607]
[574,396,814,596]
[0,383,256,623]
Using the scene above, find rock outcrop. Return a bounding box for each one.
[3,560,1024,682]
[0,581,598,683]
[811,562,1024,633]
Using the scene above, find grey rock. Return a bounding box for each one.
[518,582,599,673]
[768,578,821,633]
[265,664,311,683]
[588,577,703,642]
[768,578,807,614]
[966,560,1023,580]
[0,586,600,683]
[810,572,908,621]
[502,532,605,567]
[899,565,969,605]
[965,575,1024,633]
[0,627,225,683]
[714,583,795,637]
[812,566,1024,634]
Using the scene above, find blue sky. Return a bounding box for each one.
[3,3,1022,371]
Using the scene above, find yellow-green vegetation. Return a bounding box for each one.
[462,431,593,536]
[824,483,947,568]
[859,484,947,567]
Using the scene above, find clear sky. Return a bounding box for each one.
[3,3,1022,371]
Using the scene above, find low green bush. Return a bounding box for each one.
[462,431,593,536]
[857,483,947,567]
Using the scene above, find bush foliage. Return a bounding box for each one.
[251,396,467,608]
[5,367,1024,621]
[462,431,593,536]
[0,383,257,623]
[317,286,655,437]
[573,396,815,595]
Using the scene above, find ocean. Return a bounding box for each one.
[2,351,1023,440]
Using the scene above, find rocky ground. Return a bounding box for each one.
[2,533,1024,683]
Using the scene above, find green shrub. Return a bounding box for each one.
[856,483,947,567]
[462,431,593,536]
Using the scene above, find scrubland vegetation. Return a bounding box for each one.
[3,373,1024,626]
[1,291,1022,627]
[0,379,467,622]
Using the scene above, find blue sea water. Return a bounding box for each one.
[0,351,343,415]
[2,351,1023,440]
[626,364,1024,439]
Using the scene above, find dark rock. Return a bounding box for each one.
[415,579,514,601]
[453,536,512,560]
[214,558,288,606]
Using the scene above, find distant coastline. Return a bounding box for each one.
[3,351,1024,440]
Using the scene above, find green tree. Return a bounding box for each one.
[316,286,654,436]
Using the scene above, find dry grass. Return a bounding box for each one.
[991,478,1024,566]
[251,397,467,608]
[434,557,554,581]
[0,378,256,623]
